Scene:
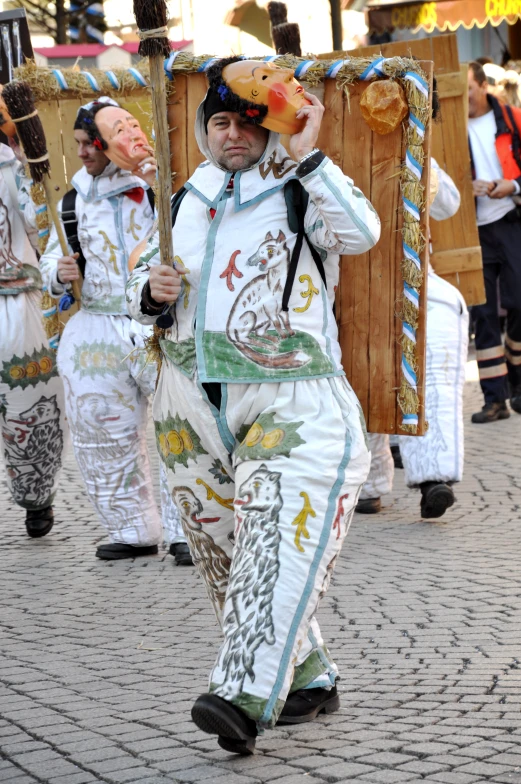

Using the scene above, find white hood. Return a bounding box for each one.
[194,98,281,173]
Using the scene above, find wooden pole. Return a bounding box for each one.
[42,177,82,303]
[329,0,343,51]
[149,55,174,267]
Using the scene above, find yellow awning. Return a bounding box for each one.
[361,0,521,33]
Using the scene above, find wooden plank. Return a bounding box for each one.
[435,71,464,98]
[430,247,483,274]
[38,100,67,197]
[338,81,372,422]
[58,97,83,189]
[168,73,189,191]
[186,72,207,179]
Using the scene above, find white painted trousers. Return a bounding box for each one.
[0,290,68,511]
[154,361,370,728]
[361,272,469,497]
[57,310,182,546]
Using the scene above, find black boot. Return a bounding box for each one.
[391,444,403,469]
[95,543,158,560]
[355,497,381,514]
[471,401,510,423]
[278,685,340,725]
[510,386,521,414]
[420,482,455,519]
[25,506,54,538]
[169,542,194,565]
[191,693,257,755]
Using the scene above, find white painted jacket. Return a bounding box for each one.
[127,112,380,384]
[40,163,154,315]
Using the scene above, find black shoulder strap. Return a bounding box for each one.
[171,186,188,227]
[61,188,87,278]
[282,178,327,313]
[505,104,521,174]
[146,187,155,211]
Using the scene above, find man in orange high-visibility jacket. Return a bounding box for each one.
[468,61,521,423]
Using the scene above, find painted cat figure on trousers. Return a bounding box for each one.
[218,464,282,700]
[226,230,310,370]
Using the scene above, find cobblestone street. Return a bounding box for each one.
[1,369,521,784]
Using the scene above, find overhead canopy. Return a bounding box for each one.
[224,0,273,47]
[359,0,521,33]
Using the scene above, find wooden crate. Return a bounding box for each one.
[19,56,432,435]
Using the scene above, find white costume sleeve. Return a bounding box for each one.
[299,157,381,254]
[430,157,461,222]
[39,200,73,298]
[125,231,161,325]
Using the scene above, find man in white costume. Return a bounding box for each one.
[0,140,68,537]
[40,98,190,562]
[357,158,469,518]
[126,57,381,753]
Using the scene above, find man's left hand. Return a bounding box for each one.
[489,179,516,199]
[132,148,157,187]
[290,91,325,162]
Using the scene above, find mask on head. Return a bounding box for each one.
[0,85,16,138]
[93,106,150,171]
[206,57,311,136]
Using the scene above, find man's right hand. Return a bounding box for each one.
[472,179,494,198]
[149,265,182,304]
[57,253,80,283]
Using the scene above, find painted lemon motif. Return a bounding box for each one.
[39,356,53,374]
[167,430,184,455]
[180,428,194,452]
[261,428,285,449]
[26,361,40,378]
[106,353,119,370]
[79,351,90,368]
[9,365,25,379]
[91,351,106,368]
[158,433,169,459]
[245,423,264,447]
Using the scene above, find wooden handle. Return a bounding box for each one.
[149,55,174,266]
[42,177,83,304]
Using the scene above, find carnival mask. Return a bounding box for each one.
[0,85,16,139]
[95,106,150,171]
[222,60,311,135]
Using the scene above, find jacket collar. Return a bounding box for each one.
[185,143,298,211]
[487,93,509,137]
[71,162,151,204]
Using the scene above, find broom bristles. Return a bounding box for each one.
[2,81,50,183]
[272,22,302,56]
[267,1,288,26]
[133,0,172,58]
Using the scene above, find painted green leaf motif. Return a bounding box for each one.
[235,412,305,462]
[0,347,58,390]
[72,340,126,379]
[155,412,208,472]
[209,458,233,485]
[0,393,7,418]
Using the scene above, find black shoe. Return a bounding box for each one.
[420,482,455,519]
[510,386,521,414]
[278,685,340,725]
[391,444,403,469]
[25,506,54,538]
[169,542,194,565]
[471,401,510,423]
[95,543,158,560]
[355,497,381,514]
[191,693,257,755]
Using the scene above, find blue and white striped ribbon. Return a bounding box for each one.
[43,303,57,319]
[38,228,50,239]
[405,149,422,180]
[409,112,425,138]
[401,356,417,391]
[403,196,420,221]
[49,335,60,350]
[164,50,181,80]
[404,282,420,307]
[294,59,316,79]
[325,59,348,79]
[52,69,68,90]
[105,70,120,89]
[128,67,147,86]
[404,71,429,99]
[263,54,283,62]
[82,71,100,91]
[403,322,416,343]
[403,241,421,270]
[402,413,418,426]
[359,56,385,80]
[197,57,220,72]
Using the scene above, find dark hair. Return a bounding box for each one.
[469,61,487,86]
[475,56,494,66]
[205,56,269,128]
[73,102,112,150]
